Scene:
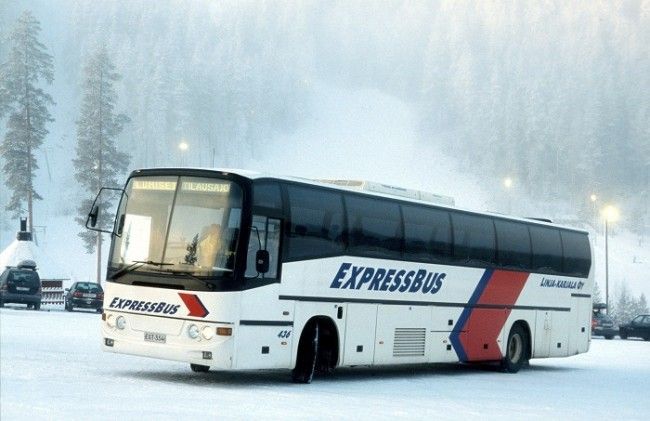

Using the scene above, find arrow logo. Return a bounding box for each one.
[178,293,210,318]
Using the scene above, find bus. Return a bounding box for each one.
[88,168,593,383]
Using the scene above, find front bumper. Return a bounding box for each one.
[101,311,234,369]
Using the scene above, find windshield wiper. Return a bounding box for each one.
[110,260,173,280]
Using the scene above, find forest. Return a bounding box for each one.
[1,1,648,241]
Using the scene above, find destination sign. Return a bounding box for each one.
[132,180,177,191]
[181,181,231,193]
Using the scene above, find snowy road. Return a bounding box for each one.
[1,307,648,420]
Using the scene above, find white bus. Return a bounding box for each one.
[88,168,593,383]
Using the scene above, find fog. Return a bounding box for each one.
[0,1,648,295]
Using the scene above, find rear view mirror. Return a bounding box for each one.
[88,205,99,228]
[85,187,126,235]
[256,250,270,274]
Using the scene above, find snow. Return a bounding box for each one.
[1,307,648,420]
[0,239,69,280]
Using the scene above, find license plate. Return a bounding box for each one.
[16,287,29,291]
[144,332,166,344]
[83,293,95,298]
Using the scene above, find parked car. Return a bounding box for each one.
[0,260,42,310]
[591,312,618,339]
[64,282,104,313]
[618,314,650,341]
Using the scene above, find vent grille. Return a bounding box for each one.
[393,328,426,357]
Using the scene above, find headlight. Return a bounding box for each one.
[116,316,126,330]
[201,326,214,340]
[106,314,116,328]
[188,324,200,339]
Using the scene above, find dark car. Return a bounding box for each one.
[591,312,618,339]
[0,260,42,310]
[619,314,650,341]
[64,282,104,313]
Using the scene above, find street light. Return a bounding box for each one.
[178,140,189,166]
[602,205,619,314]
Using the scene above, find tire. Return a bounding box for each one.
[190,364,210,373]
[96,308,103,314]
[292,322,320,384]
[0,298,4,308]
[605,335,613,340]
[65,302,73,312]
[619,332,628,340]
[34,302,41,311]
[501,324,528,373]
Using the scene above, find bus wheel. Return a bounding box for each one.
[292,322,320,384]
[190,364,210,373]
[501,323,528,373]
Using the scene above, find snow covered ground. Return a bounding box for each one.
[1,307,648,420]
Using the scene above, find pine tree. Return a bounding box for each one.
[73,46,130,283]
[0,11,54,231]
[612,283,635,325]
[592,282,603,305]
[633,293,648,316]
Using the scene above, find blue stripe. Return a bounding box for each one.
[449,268,494,362]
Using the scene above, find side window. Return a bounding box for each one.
[253,181,282,211]
[530,226,563,274]
[246,215,281,278]
[495,220,532,270]
[451,213,496,265]
[402,205,452,263]
[346,195,402,259]
[560,231,591,277]
[286,185,345,260]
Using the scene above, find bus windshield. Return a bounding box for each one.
[109,176,243,280]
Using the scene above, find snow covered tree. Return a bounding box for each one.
[612,283,636,325]
[0,11,54,231]
[592,282,603,305]
[633,293,648,317]
[73,46,130,283]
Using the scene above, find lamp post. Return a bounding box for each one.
[602,205,619,314]
[504,177,513,214]
[590,194,598,244]
[178,140,189,166]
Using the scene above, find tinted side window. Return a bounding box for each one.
[560,231,591,277]
[495,220,532,270]
[402,205,452,262]
[286,186,344,260]
[346,195,402,259]
[451,213,496,265]
[253,181,283,211]
[529,226,563,273]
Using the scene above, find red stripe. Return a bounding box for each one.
[459,270,529,361]
[178,293,209,318]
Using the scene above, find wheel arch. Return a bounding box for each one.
[295,315,340,370]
